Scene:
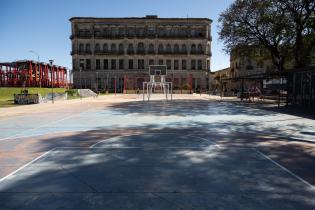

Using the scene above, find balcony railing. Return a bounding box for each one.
[71,50,209,56]
[71,33,210,40]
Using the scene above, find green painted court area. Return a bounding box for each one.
[0,97,315,209]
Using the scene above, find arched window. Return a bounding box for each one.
[191,44,196,54]
[118,43,124,54]
[111,43,116,53]
[85,44,90,52]
[148,44,155,54]
[174,44,179,53]
[197,44,203,54]
[95,43,100,52]
[127,44,134,54]
[158,44,164,54]
[137,42,145,54]
[166,44,172,53]
[181,44,187,53]
[103,43,108,53]
[79,43,84,52]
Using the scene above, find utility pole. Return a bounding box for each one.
[29,50,41,88]
[49,60,54,104]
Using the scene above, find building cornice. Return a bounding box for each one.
[69,17,212,23]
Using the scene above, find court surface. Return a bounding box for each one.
[0,95,315,209]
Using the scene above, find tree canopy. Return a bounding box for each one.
[218,0,315,70]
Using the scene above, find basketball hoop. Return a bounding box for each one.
[143,65,172,101]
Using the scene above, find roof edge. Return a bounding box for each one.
[69,17,213,23]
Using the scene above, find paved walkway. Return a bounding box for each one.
[0,95,314,209]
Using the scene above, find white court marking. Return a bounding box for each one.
[253,148,315,191]
[0,108,96,142]
[89,133,220,148]
[0,146,314,194]
[0,148,56,183]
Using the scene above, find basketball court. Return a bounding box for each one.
[0,96,315,209]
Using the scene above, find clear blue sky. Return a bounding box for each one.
[0,0,233,71]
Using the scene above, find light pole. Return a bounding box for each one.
[79,66,82,100]
[205,71,209,95]
[49,60,54,104]
[79,66,82,89]
[96,71,99,92]
[29,50,41,88]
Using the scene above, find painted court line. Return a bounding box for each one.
[0,108,95,141]
[0,148,55,183]
[184,134,221,148]
[90,133,220,148]
[253,148,315,191]
[90,132,183,148]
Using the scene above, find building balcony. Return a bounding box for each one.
[94,51,125,55]
[94,34,125,39]
[74,51,92,55]
[70,33,211,40]
[72,34,92,39]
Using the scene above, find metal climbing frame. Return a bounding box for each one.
[0,60,68,88]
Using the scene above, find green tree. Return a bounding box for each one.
[218,0,315,70]
[279,0,315,67]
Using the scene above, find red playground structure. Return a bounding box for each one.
[0,60,68,88]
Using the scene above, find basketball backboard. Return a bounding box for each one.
[149,65,167,76]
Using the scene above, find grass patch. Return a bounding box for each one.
[0,87,67,107]
[0,100,17,108]
[0,87,66,100]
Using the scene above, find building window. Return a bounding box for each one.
[207,60,210,70]
[166,44,172,53]
[111,59,116,69]
[174,44,179,54]
[148,44,155,54]
[137,43,145,54]
[182,60,187,70]
[103,44,108,53]
[86,44,91,53]
[149,59,154,66]
[79,59,85,70]
[118,27,125,36]
[128,59,133,69]
[118,43,124,54]
[111,43,117,53]
[158,59,164,65]
[127,27,136,37]
[158,44,164,54]
[191,60,196,70]
[86,59,91,69]
[138,59,144,69]
[103,59,108,69]
[79,44,84,52]
[191,44,196,54]
[96,59,100,69]
[95,44,100,53]
[181,44,187,54]
[174,60,179,70]
[166,60,171,69]
[119,59,124,69]
[72,59,76,69]
[127,44,134,54]
[197,44,203,54]
[197,60,202,70]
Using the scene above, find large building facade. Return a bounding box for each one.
[70,15,212,92]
